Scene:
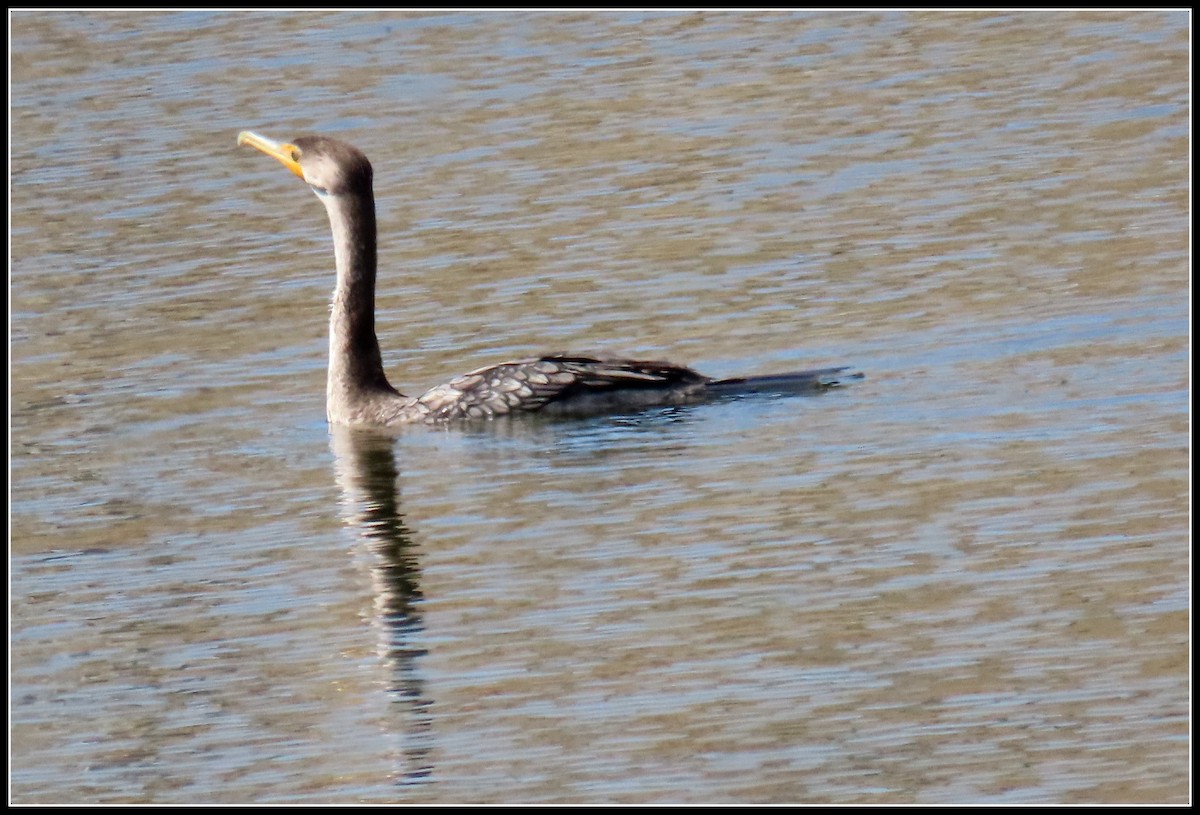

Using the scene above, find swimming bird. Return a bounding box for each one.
[237,131,859,426]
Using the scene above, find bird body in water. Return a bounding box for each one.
[237,131,860,426]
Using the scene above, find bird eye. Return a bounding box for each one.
[290,149,302,162]
[311,185,329,197]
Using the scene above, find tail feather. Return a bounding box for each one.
[706,366,863,396]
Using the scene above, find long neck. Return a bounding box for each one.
[322,190,398,413]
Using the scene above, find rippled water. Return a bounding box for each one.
[10,10,1190,804]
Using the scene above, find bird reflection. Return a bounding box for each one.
[329,424,433,785]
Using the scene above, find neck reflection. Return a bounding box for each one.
[330,424,433,786]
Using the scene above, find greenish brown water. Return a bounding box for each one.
[10,9,1189,804]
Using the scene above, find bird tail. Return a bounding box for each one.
[705,366,863,396]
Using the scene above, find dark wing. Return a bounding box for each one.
[412,354,711,421]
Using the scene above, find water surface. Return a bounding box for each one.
[9,9,1190,804]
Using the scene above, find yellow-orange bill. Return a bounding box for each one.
[237,130,305,180]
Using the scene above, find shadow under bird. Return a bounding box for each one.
[237,131,861,426]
